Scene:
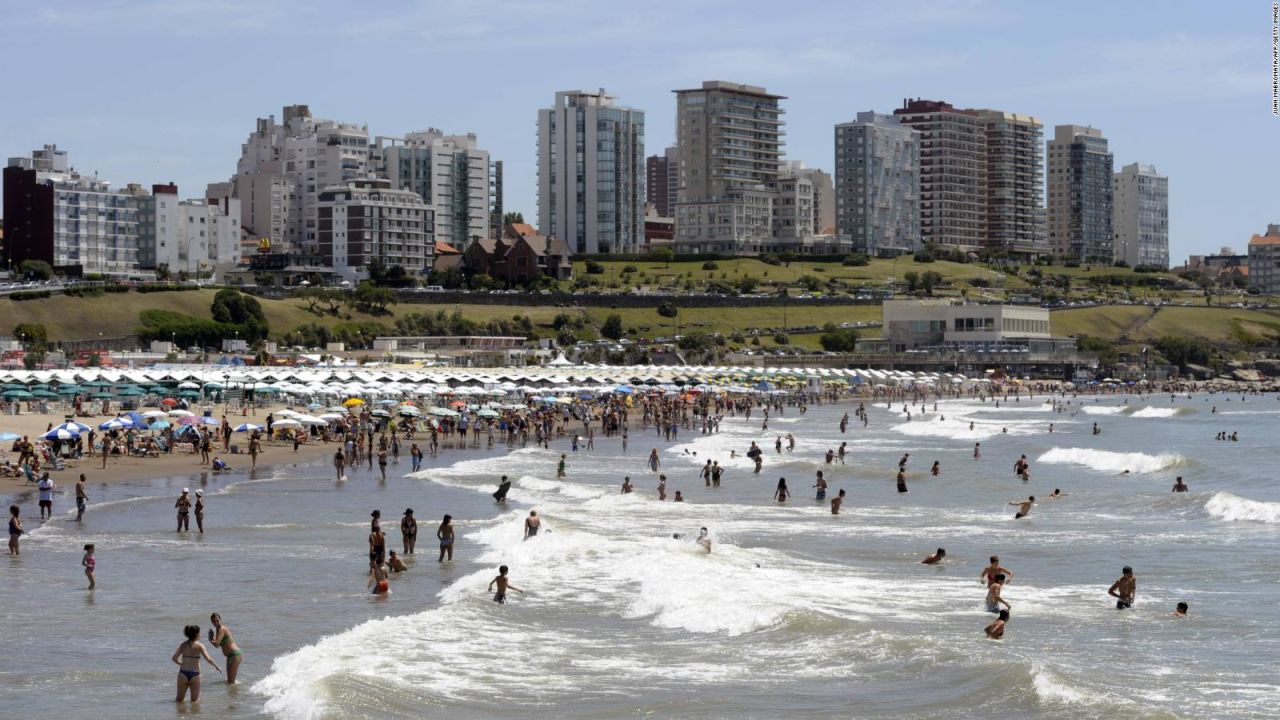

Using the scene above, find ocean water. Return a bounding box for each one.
[3,393,1279,719]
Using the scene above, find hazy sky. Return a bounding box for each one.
[2,1,1273,261]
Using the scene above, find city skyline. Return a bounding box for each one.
[0,1,1269,262]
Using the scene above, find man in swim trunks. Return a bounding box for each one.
[1009,496,1035,519]
[75,473,88,521]
[1108,566,1136,609]
[831,488,845,515]
[37,473,55,519]
[813,471,827,501]
[1172,476,1188,492]
[524,510,541,539]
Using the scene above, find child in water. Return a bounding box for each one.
[82,543,96,588]
[489,564,524,604]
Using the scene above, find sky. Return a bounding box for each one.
[1,0,1274,262]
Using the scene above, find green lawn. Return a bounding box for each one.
[1052,305,1280,344]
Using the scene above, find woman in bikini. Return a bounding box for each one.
[437,513,454,562]
[208,613,244,684]
[171,624,220,702]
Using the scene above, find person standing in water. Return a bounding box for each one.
[194,490,205,534]
[75,473,88,522]
[931,461,940,476]
[696,527,712,553]
[813,471,827,501]
[368,560,390,596]
[489,564,524,604]
[1108,566,1137,609]
[401,509,417,555]
[657,474,667,501]
[896,468,909,493]
[37,473,54,520]
[1172,476,1189,492]
[82,543,96,588]
[831,489,846,515]
[493,475,512,502]
[557,453,566,478]
[208,613,244,684]
[524,510,541,540]
[437,514,455,562]
[621,476,634,494]
[172,624,221,703]
[985,573,1012,614]
[648,448,661,472]
[333,448,345,481]
[981,556,1014,586]
[974,443,981,459]
[773,477,790,503]
[8,505,22,555]
[175,489,192,533]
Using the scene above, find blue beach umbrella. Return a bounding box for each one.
[53,421,92,434]
[43,428,79,441]
[234,423,263,432]
[0,432,20,441]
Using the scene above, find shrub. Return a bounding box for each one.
[842,253,870,267]
[585,261,606,274]
[701,261,719,271]
[759,253,782,266]
[601,313,624,340]
[773,333,790,345]
[819,327,859,352]
[621,265,637,274]
[657,302,679,319]
[10,290,52,301]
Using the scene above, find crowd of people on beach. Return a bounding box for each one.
[8,377,1244,706]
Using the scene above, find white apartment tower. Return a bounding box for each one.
[1047,124,1114,263]
[377,130,491,250]
[537,89,646,254]
[834,112,920,254]
[1112,163,1168,268]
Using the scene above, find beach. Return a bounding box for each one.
[3,388,1278,719]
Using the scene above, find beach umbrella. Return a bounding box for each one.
[343,398,365,407]
[168,409,195,417]
[30,389,60,398]
[117,388,146,397]
[272,418,303,429]
[98,418,132,430]
[148,420,172,430]
[43,427,79,441]
[90,392,114,400]
[318,413,346,422]
[294,415,328,426]
[2,389,33,399]
[449,400,467,408]
[178,390,202,399]
[160,398,178,406]
[0,432,20,441]
[202,382,225,389]
[141,410,169,418]
[398,406,421,417]
[477,408,500,419]
[55,421,92,433]
[429,407,458,417]
[234,423,263,432]
[256,386,281,395]
[1,383,24,391]
[376,399,399,405]
[371,409,391,418]
[196,416,221,426]
[57,385,83,395]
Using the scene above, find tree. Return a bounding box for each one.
[352,282,395,314]
[657,301,679,319]
[921,271,943,296]
[651,247,674,268]
[502,211,525,225]
[17,260,54,280]
[819,326,859,352]
[737,276,760,294]
[601,313,624,340]
[1154,335,1212,371]
[13,323,48,346]
[903,271,920,293]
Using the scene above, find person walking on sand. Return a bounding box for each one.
[488,564,524,604]
[401,509,417,555]
[82,543,96,588]
[247,434,260,469]
[1108,566,1137,609]
[437,514,455,562]
[208,613,244,684]
[175,489,192,532]
[172,624,221,703]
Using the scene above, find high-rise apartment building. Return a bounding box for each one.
[978,110,1045,257]
[1047,124,1114,263]
[317,178,433,283]
[772,167,814,243]
[537,89,645,254]
[893,99,985,251]
[645,146,679,217]
[834,112,920,254]
[673,81,785,254]
[489,160,503,239]
[1113,163,1168,268]
[376,129,491,249]
[3,145,140,275]
[233,105,370,255]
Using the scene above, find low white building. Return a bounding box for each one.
[882,299,1051,351]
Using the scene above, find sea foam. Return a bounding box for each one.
[1205,492,1280,524]
[1037,447,1183,474]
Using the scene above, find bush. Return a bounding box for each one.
[621,265,637,274]
[17,260,54,281]
[656,302,679,319]
[1064,260,1081,268]
[585,261,606,274]
[759,253,782,266]
[701,261,719,271]
[10,290,52,301]
[136,284,197,294]
[819,327,859,352]
[773,333,790,345]
[842,253,870,267]
[968,278,991,288]
[601,313,624,340]
[13,322,47,344]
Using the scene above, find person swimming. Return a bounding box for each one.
[922,548,946,565]
[695,527,712,553]
[984,609,1009,640]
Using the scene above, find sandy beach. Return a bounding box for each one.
[0,403,337,493]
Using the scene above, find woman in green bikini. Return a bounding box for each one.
[208,613,244,684]
[172,624,220,702]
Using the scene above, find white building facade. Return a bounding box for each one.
[376,129,491,249]
[537,89,646,254]
[1112,163,1168,268]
